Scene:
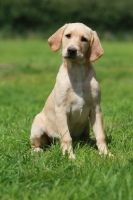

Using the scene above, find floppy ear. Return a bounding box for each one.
[48,24,68,52]
[89,31,104,62]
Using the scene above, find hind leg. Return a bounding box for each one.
[30,114,51,152]
[30,126,51,152]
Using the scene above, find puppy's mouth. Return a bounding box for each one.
[64,54,77,59]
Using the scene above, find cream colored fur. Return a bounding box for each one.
[30,23,110,159]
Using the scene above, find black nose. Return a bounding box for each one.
[67,47,77,56]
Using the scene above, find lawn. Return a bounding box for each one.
[0,39,133,200]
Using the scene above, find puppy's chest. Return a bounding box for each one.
[67,83,92,113]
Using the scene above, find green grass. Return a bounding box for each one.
[0,39,133,200]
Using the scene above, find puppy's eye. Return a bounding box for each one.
[81,37,88,42]
[65,34,71,39]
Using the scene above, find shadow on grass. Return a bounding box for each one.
[33,133,113,155]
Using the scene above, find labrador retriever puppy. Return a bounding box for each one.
[30,23,110,159]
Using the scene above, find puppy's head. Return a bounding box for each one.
[48,23,103,62]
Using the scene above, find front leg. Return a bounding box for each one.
[55,107,75,159]
[90,106,109,156]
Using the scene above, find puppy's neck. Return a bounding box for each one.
[63,58,91,79]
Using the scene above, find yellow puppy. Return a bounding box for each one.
[30,23,109,159]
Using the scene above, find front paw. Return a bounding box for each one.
[61,139,75,159]
[97,143,114,157]
[99,149,114,157]
[69,152,75,160]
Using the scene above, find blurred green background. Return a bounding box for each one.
[1,1,133,200]
[0,0,133,39]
